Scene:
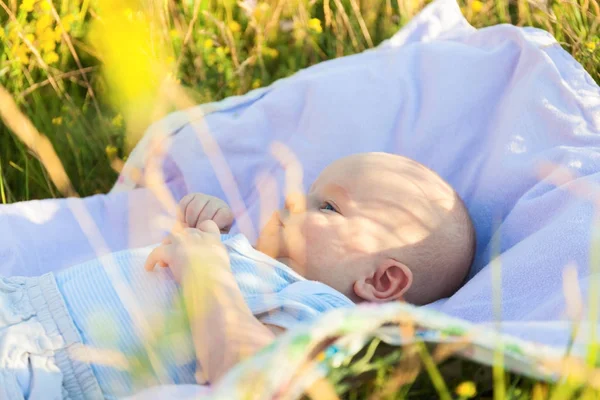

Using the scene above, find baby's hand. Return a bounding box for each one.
[145,220,230,283]
[179,193,234,233]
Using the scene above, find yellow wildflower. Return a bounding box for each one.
[252,79,261,89]
[41,37,56,52]
[203,38,214,49]
[456,381,477,398]
[40,0,51,11]
[53,27,63,41]
[21,0,36,12]
[586,41,596,51]
[105,145,118,160]
[123,8,134,20]
[15,45,30,65]
[39,28,56,52]
[0,29,4,40]
[215,46,226,57]
[25,33,35,43]
[166,55,175,65]
[471,0,483,13]
[43,51,59,64]
[36,15,52,35]
[61,14,76,33]
[111,114,123,127]
[228,21,241,33]
[52,116,63,125]
[252,3,270,21]
[262,47,278,58]
[8,25,18,42]
[206,53,217,66]
[308,18,322,34]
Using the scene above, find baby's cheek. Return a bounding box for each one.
[298,215,332,278]
[301,213,330,244]
[344,218,382,254]
[302,213,348,263]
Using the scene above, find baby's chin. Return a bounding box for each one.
[256,228,307,278]
[276,257,307,277]
[255,224,286,259]
[255,212,286,257]
[255,232,281,258]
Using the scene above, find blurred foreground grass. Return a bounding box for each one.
[1,0,600,398]
[0,0,598,201]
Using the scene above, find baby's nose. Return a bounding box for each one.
[284,192,306,214]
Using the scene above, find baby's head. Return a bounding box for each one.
[257,152,475,305]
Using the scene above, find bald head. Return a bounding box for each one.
[397,189,476,305]
[316,153,476,304]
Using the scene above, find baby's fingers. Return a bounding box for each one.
[161,232,176,245]
[145,244,173,271]
[192,200,220,229]
[178,194,196,224]
[212,207,234,233]
[185,198,210,228]
[197,220,221,236]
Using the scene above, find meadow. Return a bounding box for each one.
[1,0,599,398]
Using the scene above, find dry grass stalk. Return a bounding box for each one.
[175,0,202,71]
[0,84,77,197]
[332,0,362,51]
[370,343,422,400]
[349,0,374,47]
[18,66,98,99]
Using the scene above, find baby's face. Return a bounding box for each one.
[256,153,457,300]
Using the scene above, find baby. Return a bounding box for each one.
[0,153,475,400]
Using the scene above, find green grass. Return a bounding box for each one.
[320,341,544,399]
[1,0,600,398]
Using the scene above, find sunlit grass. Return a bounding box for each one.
[319,340,538,399]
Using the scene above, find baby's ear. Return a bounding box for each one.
[353,258,413,303]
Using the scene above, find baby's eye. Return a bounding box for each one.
[319,202,338,213]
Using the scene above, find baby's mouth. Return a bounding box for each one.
[256,212,286,255]
[273,210,285,228]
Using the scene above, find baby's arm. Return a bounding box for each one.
[184,265,281,384]
[178,193,234,232]
[145,221,281,383]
